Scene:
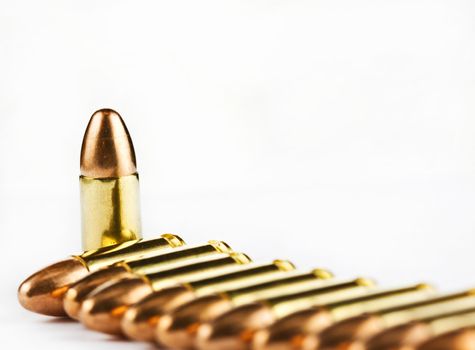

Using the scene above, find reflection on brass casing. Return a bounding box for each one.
[80,174,141,250]
[266,278,375,318]
[427,307,475,336]
[121,260,296,342]
[191,260,296,296]
[124,241,233,275]
[228,269,335,305]
[77,233,185,271]
[147,252,253,290]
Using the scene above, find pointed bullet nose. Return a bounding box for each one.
[63,265,132,319]
[121,286,196,342]
[79,277,153,335]
[157,294,234,349]
[18,258,89,316]
[80,109,137,178]
[195,303,275,350]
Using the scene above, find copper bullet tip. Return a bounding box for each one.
[80,109,137,178]
[419,329,475,350]
[317,314,386,350]
[18,258,89,316]
[367,322,432,350]
[196,302,276,350]
[252,308,334,350]
[79,277,153,335]
[157,294,235,349]
[63,265,133,319]
[121,286,196,342]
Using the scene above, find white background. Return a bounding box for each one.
[1,0,475,348]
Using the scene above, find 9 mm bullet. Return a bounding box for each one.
[18,234,184,316]
[418,309,475,350]
[312,289,475,350]
[121,260,297,342]
[154,271,353,349]
[252,283,435,350]
[194,277,375,350]
[19,109,186,316]
[63,241,232,319]
[78,252,252,335]
[80,109,142,250]
[367,299,475,350]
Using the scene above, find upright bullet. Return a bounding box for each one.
[18,234,184,316]
[121,260,296,342]
[80,109,141,251]
[78,252,251,335]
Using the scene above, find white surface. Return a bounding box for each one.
[1,0,475,347]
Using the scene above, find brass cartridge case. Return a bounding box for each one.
[156,269,334,348]
[252,283,435,350]
[80,174,141,250]
[79,252,251,335]
[63,240,230,319]
[313,290,475,350]
[80,109,142,250]
[121,260,296,342]
[77,233,185,270]
[18,234,184,316]
[195,278,375,350]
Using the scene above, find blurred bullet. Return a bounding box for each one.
[419,327,475,350]
[252,283,434,350]
[368,306,475,350]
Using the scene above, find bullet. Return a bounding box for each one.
[155,269,333,348]
[80,109,142,251]
[195,278,375,350]
[367,305,475,350]
[18,234,184,316]
[78,252,251,335]
[419,320,475,350]
[252,283,435,350]
[63,241,231,319]
[121,260,296,342]
[310,290,475,350]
